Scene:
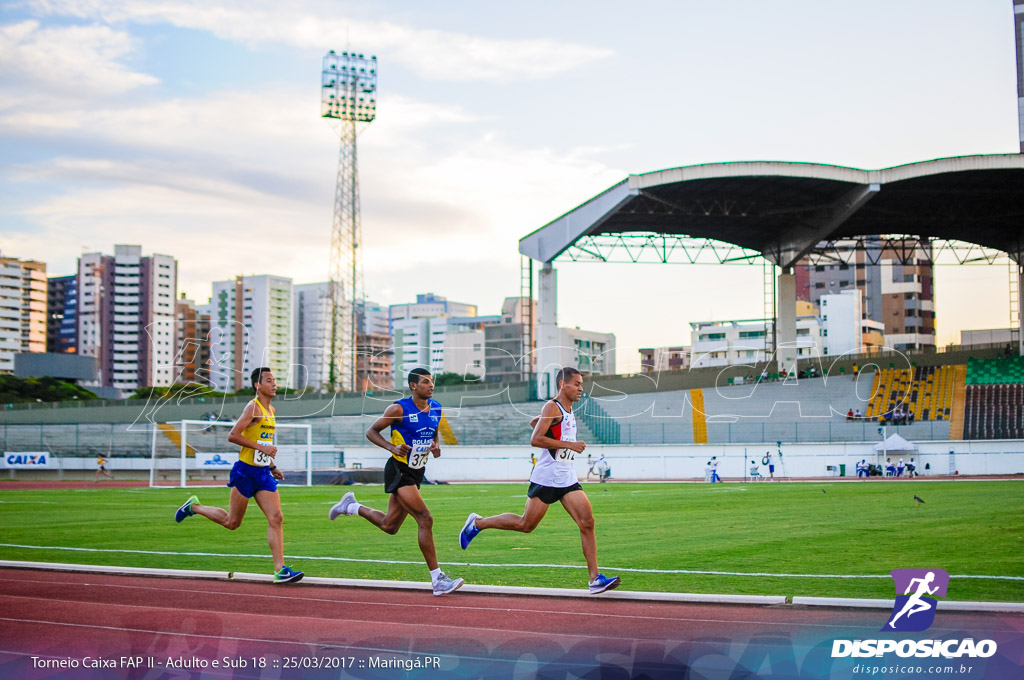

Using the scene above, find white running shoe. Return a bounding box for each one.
[432,572,465,596]
[328,491,357,520]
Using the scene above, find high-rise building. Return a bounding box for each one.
[795,237,934,351]
[482,297,538,383]
[484,322,527,382]
[392,317,447,380]
[690,310,821,370]
[357,299,389,336]
[0,255,47,373]
[208,275,293,393]
[293,282,334,391]
[76,245,177,391]
[389,293,484,384]
[46,274,77,354]
[174,294,212,385]
[555,327,616,376]
[820,290,874,357]
[357,331,393,390]
[389,293,476,327]
[443,327,486,380]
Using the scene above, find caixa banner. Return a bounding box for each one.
[2,452,57,469]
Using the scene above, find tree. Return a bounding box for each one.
[0,375,98,404]
[431,372,483,387]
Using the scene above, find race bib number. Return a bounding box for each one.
[407,442,431,470]
[253,449,271,467]
[556,448,576,462]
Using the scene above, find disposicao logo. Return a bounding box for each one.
[831,568,998,659]
[884,568,948,632]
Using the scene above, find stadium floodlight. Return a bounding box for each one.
[321,51,378,122]
[149,420,313,488]
[321,50,378,392]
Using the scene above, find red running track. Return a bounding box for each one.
[1,569,1022,679]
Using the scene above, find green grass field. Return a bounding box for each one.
[1,480,1022,601]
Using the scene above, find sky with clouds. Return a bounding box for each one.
[0,0,1018,373]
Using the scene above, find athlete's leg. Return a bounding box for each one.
[474,496,550,533]
[560,490,599,581]
[254,489,285,572]
[358,493,409,535]
[392,485,439,569]
[192,488,250,530]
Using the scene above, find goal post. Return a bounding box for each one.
[150,420,313,488]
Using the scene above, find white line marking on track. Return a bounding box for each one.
[2,544,1021,580]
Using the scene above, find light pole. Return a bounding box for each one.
[878,425,887,475]
[321,50,377,391]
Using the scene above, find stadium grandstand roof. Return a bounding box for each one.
[519,154,1024,268]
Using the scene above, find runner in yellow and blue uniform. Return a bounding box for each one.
[329,367,464,596]
[174,367,303,584]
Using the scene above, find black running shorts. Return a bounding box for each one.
[384,456,425,494]
[527,482,583,505]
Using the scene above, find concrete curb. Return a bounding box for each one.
[230,571,786,604]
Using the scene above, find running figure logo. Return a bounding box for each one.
[883,568,949,632]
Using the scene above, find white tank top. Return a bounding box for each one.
[529,400,579,488]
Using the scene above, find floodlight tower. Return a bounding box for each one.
[321,50,377,391]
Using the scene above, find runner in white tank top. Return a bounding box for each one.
[458,367,621,594]
[529,398,579,489]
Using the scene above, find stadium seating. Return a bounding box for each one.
[864,365,960,422]
[962,358,1024,439]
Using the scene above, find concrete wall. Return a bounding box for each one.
[7,439,1021,481]
[0,382,536,425]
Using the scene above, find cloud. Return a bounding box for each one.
[24,0,612,81]
[0,20,158,96]
[1,76,623,312]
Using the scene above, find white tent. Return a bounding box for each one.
[874,433,918,453]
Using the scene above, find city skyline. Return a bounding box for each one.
[1,1,1018,373]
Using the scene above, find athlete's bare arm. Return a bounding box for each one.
[430,427,441,458]
[366,403,412,456]
[227,401,277,458]
[530,401,586,453]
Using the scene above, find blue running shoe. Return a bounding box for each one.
[274,566,304,584]
[459,512,482,549]
[174,495,199,523]
[588,573,620,594]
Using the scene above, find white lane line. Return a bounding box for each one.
[2,543,1021,580]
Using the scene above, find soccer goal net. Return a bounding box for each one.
[149,420,313,488]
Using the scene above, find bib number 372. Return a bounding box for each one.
[556,449,576,462]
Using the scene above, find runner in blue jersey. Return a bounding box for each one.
[328,367,464,596]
